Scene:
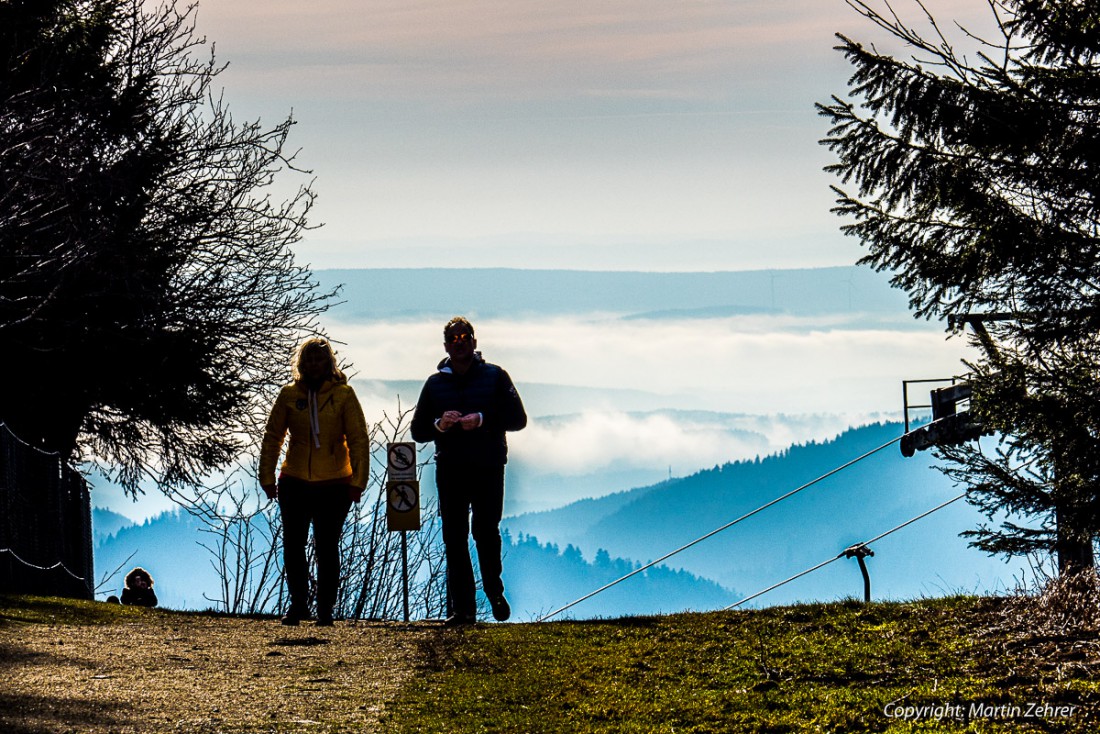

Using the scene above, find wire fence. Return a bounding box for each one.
[0,422,93,599]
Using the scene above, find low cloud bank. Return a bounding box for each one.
[333,311,973,415]
[507,409,896,477]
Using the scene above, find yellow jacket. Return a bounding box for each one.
[259,380,370,489]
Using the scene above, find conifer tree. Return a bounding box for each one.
[0,0,332,494]
[819,0,1100,572]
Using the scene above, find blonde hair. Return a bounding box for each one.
[292,337,347,384]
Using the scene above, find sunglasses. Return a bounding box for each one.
[448,332,473,344]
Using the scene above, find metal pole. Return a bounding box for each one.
[857,555,871,602]
[401,530,409,622]
[903,380,909,433]
[843,544,874,603]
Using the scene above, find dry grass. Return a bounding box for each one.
[971,570,1100,689]
[1003,569,1100,636]
[0,597,432,734]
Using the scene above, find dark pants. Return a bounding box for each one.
[436,462,506,618]
[278,477,353,616]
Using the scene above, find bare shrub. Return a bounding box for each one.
[1004,569,1100,637]
[179,400,446,620]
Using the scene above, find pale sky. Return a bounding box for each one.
[196,0,992,271]
[94,0,996,521]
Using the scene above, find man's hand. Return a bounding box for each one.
[459,413,482,430]
[438,410,463,430]
[262,484,278,501]
[348,486,363,503]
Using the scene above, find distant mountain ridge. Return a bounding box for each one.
[92,422,1021,618]
[91,507,134,545]
[93,510,216,609]
[504,422,1020,612]
[91,507,734,619]
[316,266,912,320]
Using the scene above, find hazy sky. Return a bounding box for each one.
[196,0,992,271]
[95,1,996,521]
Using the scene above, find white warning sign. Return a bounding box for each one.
[387,442,417,481]
[386,480,421,531]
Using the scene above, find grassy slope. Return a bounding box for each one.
[3,595,1098,733]
[385,596,1099,733]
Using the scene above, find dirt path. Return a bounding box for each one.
[0,610,434,733]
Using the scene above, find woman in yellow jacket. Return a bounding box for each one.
[259,337,369,626]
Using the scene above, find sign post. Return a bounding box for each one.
[386,442,420,621]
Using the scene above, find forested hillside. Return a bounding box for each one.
[95,422,1020,617]
[505,422,1019,611]
[93,508,734,619]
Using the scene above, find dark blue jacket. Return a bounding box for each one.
[411,354,527,465]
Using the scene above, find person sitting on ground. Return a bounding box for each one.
[120,567,158,607]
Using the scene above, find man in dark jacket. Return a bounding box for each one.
[411,316,527,624]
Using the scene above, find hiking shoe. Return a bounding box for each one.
[443,614,476,628]
[281,607,307,626]
[489,594,511,622]
[316,611,335,627]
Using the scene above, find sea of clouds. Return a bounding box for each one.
[338,310,976,509]
[94,308,976,520]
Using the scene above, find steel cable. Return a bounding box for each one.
[536,431,907,622]
[724,492,967,609]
